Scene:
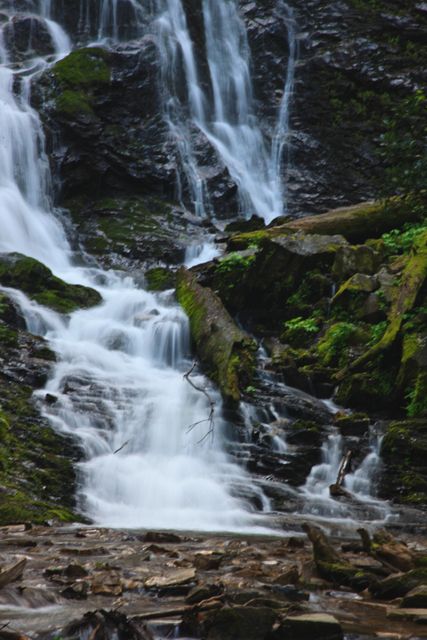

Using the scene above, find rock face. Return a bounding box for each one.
[29,0,427,224]
[0,291,78,524]
[34,45,173,200]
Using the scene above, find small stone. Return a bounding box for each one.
[61,581,89,600]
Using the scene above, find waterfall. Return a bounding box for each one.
[154,0,296,222]
[301,430,390,523]
[0,0,273,532]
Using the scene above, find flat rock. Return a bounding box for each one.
[144,568,196,589]
[277,613,343,640]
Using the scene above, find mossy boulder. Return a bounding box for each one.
[214,233,345,331]
[335,366,396,411]
[0,253,101,313]
[332,243,382,279]
[380,419,427,505]
[65,196,189,270]
[144,267,176,292]
[176,268,256,403]
[331,274,379,318]
[317,322,368,368]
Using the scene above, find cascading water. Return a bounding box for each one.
[154,0,296,223]
[301,429,390,524]
[0,0,272,532]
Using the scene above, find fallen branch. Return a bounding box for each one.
[336,450,353,486]
[184,362,216,444]
[113,441,129,455]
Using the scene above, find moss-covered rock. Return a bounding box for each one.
[145,267,176,292]
[331,273,379,318]
[65,196,189,270]
[332,243,382,279]
[52,47,111,116]
[176,268,256,403]
[0,253,101,313]
[381,419,427,505]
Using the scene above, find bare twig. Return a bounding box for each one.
[113,440,129,455]
[184,361,216,444]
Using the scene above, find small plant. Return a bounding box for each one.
[369,320,387,346]
[216,252,255,274]
[382,222,427,255]
[317,322,358,366]
[282,316,320,347]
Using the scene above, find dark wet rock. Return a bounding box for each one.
[370,569,427,600]
[186,583,224,605]
[334,413,371,437]
[61,609,154,640]
[199,606,277,640]
[33,44,173,201]
[272,613,343,640]
[2,14,54,61]
[61,581,89,599]
[401,585,427,609]
[65,195,197,270]
[140,531,182,544]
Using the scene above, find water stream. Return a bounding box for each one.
[0,0,274,532]
[0,0,388,534]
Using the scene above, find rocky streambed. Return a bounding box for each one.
[0,522,427,639]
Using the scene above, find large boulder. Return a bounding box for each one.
[0,253,101,313]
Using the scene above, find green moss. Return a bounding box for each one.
[406,371,427,417]
[0,323,18,347]
[55,89,93,116]
[228,229,270,250]
[317,322,360,367]
[0,397,78,526]
[282,316,320,348]
[52,47,110,87]
[176,268,255,403]
[145,267,175,292]
[0,253,101,313]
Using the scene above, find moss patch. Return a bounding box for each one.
[176,268,256,403]
[0,253,101,313]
